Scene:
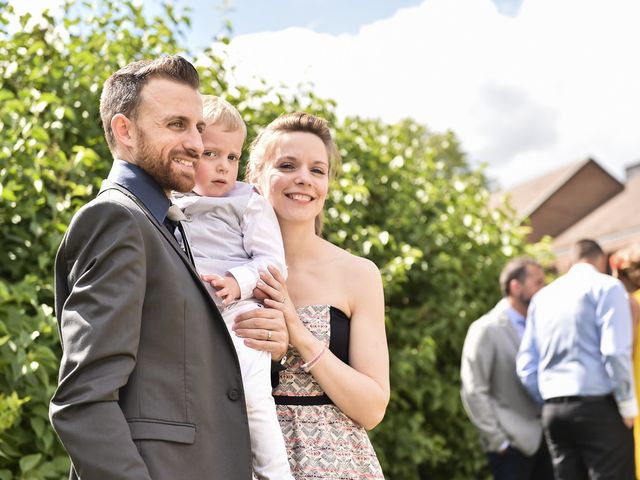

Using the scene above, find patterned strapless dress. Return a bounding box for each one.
[272,304,385,479]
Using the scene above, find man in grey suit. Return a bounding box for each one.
[50,56,287,479]
[461,258,553,480]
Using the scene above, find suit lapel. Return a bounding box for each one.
[98,182,215,306]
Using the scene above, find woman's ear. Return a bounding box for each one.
[111,113,135,149]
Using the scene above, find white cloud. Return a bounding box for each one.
[217,0,640,188]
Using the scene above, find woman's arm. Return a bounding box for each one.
[256,262,390,430]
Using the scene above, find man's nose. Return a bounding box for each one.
[184,126,204,158]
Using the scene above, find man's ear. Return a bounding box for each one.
[508,278,520,297]
[111,113,135,148]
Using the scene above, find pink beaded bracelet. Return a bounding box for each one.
[301,346,327,372]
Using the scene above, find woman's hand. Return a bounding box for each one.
[255,266,300,333]
[232,304,289,361]
[254,265,288,302]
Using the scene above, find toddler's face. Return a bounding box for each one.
[193,123,245,197]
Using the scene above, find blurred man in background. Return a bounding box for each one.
[517,239,636,480]
[461,257,553,480]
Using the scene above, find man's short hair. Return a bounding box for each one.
[99,55,200,152]
[499,257,541,297]
[570,239,605,263]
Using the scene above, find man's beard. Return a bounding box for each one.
[517,292,532,310]
[134,129,198,193]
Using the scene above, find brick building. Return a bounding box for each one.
[491,158,640,270]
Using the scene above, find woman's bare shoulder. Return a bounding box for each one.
[321,240,380,275]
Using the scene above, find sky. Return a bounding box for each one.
[14,0,640,189]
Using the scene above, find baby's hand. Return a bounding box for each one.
[200,274,241,306]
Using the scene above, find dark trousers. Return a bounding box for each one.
[542,395,635,480]
[486,439,554,480]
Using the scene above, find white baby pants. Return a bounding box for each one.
[221,301,294,480]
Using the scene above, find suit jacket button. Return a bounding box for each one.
[228,388,240,401]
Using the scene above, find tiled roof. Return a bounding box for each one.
[490,159,591,216]
[553,173,640,255]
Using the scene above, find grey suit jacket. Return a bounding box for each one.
[460,299,543,456]
[50,182,252,479]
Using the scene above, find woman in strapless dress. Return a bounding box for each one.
[236,112,389,479]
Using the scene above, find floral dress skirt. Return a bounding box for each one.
[272,304,385,479]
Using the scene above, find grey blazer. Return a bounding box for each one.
[50,182,252,479]
[460,299,543,456]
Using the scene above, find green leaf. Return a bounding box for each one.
[19,453,42,473]
[30,417,45,438]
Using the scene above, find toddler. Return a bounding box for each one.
[173,96,292,480]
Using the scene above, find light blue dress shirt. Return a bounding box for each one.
[505,306,526,340]
[516,263,637,417]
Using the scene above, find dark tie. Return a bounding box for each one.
[165,205,195,267]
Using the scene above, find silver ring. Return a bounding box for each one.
[267,330,272,341]
[281,297,287,304]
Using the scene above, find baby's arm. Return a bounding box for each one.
[227,190,287,301]
[200,273,241,306]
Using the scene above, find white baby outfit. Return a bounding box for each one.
[173,182,292,480]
